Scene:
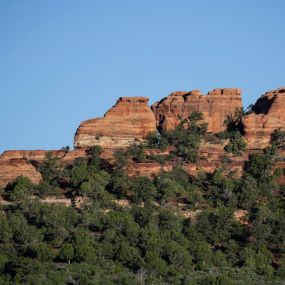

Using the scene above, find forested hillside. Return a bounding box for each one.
[0,112,285,285]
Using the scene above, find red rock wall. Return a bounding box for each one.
[152,88,242,133]
[0,149,87,188]
[243,87,285,149]
[74,97,157,149]
[0,159,42,188]
[1,87,285,188]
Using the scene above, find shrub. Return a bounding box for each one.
[271,129,285,150]
[130,176,156,203]
[224,132,247,155]
[146,132,169,150]
[38,152,63,185]
[5,176,35,201]
[164,111,207,163]
[127,145,146,163]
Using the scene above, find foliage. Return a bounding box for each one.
[217,108,247,155]
[271,129,285,150]
[223,107,245,134]
[1,121,285,284]
[127,144,146,163]
[38,152,63,185]
[4,176,35,201]
[163,111,208,163]
[224,132,247,155]
[146,132,169,150]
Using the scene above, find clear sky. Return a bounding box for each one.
[0,0,284,152]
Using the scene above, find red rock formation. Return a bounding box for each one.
[0,159,42,188]
[243,87,285,149]
[0,149,87,163]
[74,97,157,149]
[1,88,285,188]
[0,149,87,188]
[152,88,242,133]
[127,161,173,177]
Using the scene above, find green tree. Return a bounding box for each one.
[195,241,212,270]
[237,174,259,209]
[127,144,146,163]
[5,176,35,201]
[60,243,74,264]
[146,132,169,150]
[38,152,62,184]
[224,132,247,155]
[130,176,156,203]
[163,111,207,163]
[86,145,102,170]
[116,242,142,270]
[0,214,12,243]
[271,129,285,150]
[144,251,168,276]
[223,107,245,134]
[69,157,89,187]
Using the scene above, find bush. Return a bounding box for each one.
[146,132,169,150]
[224,132,247,155]
[164,111,207,163]
[223,107,245,134]
[147,154,167,165]
[5,176,35,201]
[127,145,146,163]
[130,176,156,203]
[38,152,63,184]
[271,129,285,150]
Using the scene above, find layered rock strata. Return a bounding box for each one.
[74,97,157,148]
[1,87,285,188]
[0,149,86,188]
[243,87,285,149]
[152,88,242,133]
[0,159,42,188]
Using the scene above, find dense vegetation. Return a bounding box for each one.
[0,112,285,284]
[216,108,247,155]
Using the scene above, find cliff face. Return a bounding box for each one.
[1,87,285,188]
[0,149,87,188]
[0,159,42,188]
[74,97,157,149]
[152,88,242,133]
[243,87,285,149]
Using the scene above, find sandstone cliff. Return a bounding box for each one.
[0,158,42,188]
[1,87,285,188]
[74,97,157,149]
[152,88,242,133]
[243,87,285,149]
[0,149,87,188]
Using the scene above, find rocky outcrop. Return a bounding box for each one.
[243,87,285,149]
[74,97,157,149]
[152,88,242,133]
[2,87,285,188]
[0,159,42,188]
[0,149,87,164]
[0,149,87,188]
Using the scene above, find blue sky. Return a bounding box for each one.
[0,0,284,152]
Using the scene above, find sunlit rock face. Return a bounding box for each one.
[243,87,285,149]
[74,97,157,149]
[151,88,242,133]
[0,149,87,188]
[0,158,42,188]
[2,87,285,188]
